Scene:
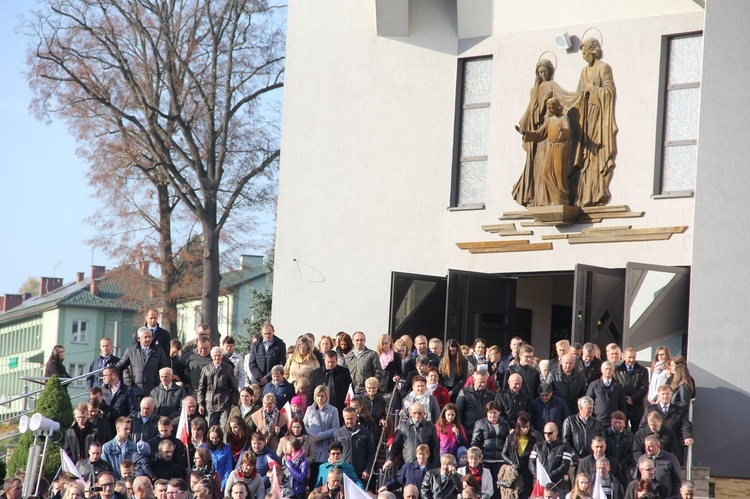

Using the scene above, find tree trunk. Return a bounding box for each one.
[201,212,221,344]
[157,182,178,337]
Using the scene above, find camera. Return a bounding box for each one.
[90,486,103,492]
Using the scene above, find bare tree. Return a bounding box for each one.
[26,0,284,342]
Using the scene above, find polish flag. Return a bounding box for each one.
[344,384,355,406]
[60,449,85,484]
[176,399,190,447]
[592,469,606,499]
[530,457,551,496]
[268,459,282,495]
[280,400,292,428]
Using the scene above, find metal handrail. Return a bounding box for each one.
[0,431,21,444]
[0,409,34,426]
[19,366,106,387]
[686,397,694,480]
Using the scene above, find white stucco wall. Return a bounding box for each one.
[273,0,704,344]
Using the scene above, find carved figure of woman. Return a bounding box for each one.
[513,60,574,206]
[573,38,618,206]
[517,98,571,205]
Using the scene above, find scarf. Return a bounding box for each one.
[264,409,278,430]
[469,465,483,484]
[380,350,394,370]
[288,446,305,463]
[238,466,257,481]
[426,382,438,394]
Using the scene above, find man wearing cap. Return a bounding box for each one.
[529,382,570,434]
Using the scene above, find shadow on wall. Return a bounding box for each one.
[382,0,460,56]
[691,363,750,478]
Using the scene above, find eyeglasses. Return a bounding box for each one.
[330,452,342,456]
[640,467,655,472]
[543,431,555,435]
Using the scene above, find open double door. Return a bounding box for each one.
[390,262,689,354]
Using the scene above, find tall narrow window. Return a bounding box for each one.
[659,33,702,194]
[452,57,492,207]
[72,320,88,343]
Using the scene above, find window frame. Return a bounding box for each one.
[653,31,703,197]
[71,319,89,344]
[450,56,493,208]
[69,363,85,387]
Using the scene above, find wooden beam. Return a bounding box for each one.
[456,240,530,250]
[499,211,534,220]
[580,205,631,214]
[481,223,517,232]
[568,233,673,244]
[581,225,632,233]
[577,211,644,222]
[469,243,553,253]
[541,234,571,240]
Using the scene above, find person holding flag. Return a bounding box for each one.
[591,457,624,499]
[529,422,573,498]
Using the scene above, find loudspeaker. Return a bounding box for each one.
[29,413,61,433]
[18,414,30,433]
[555,33,572,50]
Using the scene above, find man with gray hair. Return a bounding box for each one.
[117,327,170,397]
[129,396,160,443]
[562,396,602,463]
[150,367,187,418]
[586,360,627,428]
[421,453,462,499]
[197,346,239,427]
[132,476,154,499]
[260,365,295,409]
[377,492,397,499]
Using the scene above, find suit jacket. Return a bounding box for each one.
[614,362,650,419]
[420,468,462,499]
[383,460,432,492]
[87,355,121,390]
[116,344,170,396]
[105,383,139,419]
[639,404,693,441]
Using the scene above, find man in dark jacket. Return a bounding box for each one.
[586,361,627,428]
[128,397,160,443]
[547,354,587,415]
[150,367,187,419]
[117,328,170,397]
[333,407,375,481]
[496,373,531,427]
[529,383,570,434]
[181,339,212,394]
[421,454,462,499]
[87,337,121,390]
[639,384,694,464]
[384,403,440,470]
[614,348,650,432]
[150,440,184,480]
[247,322,286,386]
[131,309,172,351]
[63,403,103,462]
[87,397,113,443]
[561,395,602,464]
[577,436,625,486]
[576,343,603,386]
[605,411,635,480]
[502,345,540,400]
[344,332,385,394]
[456,370,494,436]
[197,346,239,427]
[102,366,139,419]
[529,422,573,495]
[76,442,113,483]
[148,417,189,470]
[307,351,353,419]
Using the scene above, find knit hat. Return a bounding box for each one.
[290,395,304,407]
[457,446,468,461]
[136,440,151,456]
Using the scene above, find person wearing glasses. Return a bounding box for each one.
[95,471,126,499]
[502,345,541,401]
[624,458,668,499]
[529,423,573,497]
[165,479,190,499]
[102,366,138,419]
[314,442,362,489]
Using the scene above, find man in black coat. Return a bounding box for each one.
[117,327,170,397]
[307,351,353,420]
[150,439,185,480]
[561,396,602,464]
[625,458,668,499]
[586,361,627,429]
[383,402,440,470]
[633,412,679,462]
[247,322,286,387]
[333,407,375,481]
[181,339,212,394]
[547,353,587,415]
[128,397,160,443]
[131,309,172,352]
[529,422,574,495]
[87,337,120,390]
[63,403,103,462]
[402,335,439,374]
[502,345,540,400]
[605,411,635,480]
[614,348,650,432]
[576,343,603,386]
[639,384,694,463]
[495,372,531,427]
[148,416,189,470]
[456,370,494,436]
[576,436,625,486]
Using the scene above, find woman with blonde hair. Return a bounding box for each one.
[376,334,402,393]
[284,336,320,384]
[62,482,85,499]
[565,472,592,499]
[317,335,335,355]
[440,339,467,402]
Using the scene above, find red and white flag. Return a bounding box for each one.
[269,458,282,495]
[280,400,292,428]
[344,384,355,406]
[530,457,551,496]
[176,399,190,447]
[592,469,606,499]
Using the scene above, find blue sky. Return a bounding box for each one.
[0,1,278,294]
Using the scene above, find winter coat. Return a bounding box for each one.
[529,439,573,491]
[388,419,440,469]
[249,408,288,451]
[333,424,375,476]
[210,444,234,489]
[614,362,650,419]
[303,403,340,462]
[344,347,385,394]
[248,336,287,383]
[586,378,628,426]
[546,369,588,415]
[471,417,510,462]
[456,386,495,434]
[128,412,160,443]
[420,468,462,499]
[198,361,240,412]
[150,382,187,419]
[63,421,102,462]
[561,414,603,460]
[437,423,468,457]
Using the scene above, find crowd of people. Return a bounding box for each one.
[14,311,698,499]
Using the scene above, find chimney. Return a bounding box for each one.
[139,262,150,276]
[90,265,105,296]
[3,294,23,312]
[76,272,85,283]
[22,292,31,301]
[39,277,64,297]
[0,297,4,311]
